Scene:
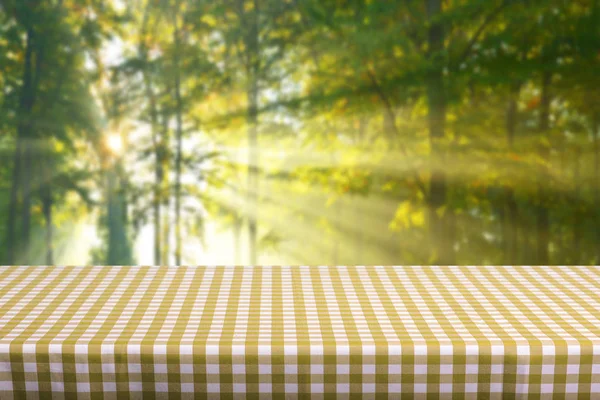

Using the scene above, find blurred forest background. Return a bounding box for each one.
[0,0,599,266]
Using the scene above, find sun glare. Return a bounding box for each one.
[106,134,123,155]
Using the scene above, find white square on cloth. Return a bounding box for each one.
[414,365,427,375]
[337,365,349,374]
[155,382,169,392]
[233,383,246,393]
[465,383,478,393]
[567,364,579,374]
[414,383,427,393]
[336,383,350,393]
[388,345,401,356]
[22,344,36,354]
[490,383,503,392]
[48,344,62,354]
[77,383,91,392]
[388,364,401,374]
[311,383,324,393]
[259,364,272,374]
[440,383,453,393]
[363,345,376,356]
[23,363,37,373]
[566,383,579,393]
[154,364,168,374]
[102,364,115,374]
[75,364,89,374]
[363,383,376,393]
[285,383,298,393]
[181,383,194,392]
[541,384,554,393]
[206,364,220,374]
[207,383,220,393]
[284,346,297,356]
[128,364,142,374]
[362,364,376,374]
[180,364,194,374]
[491,364,503,374]
[388,383,401,393]
[439,364,452,374]
[414,345,428,356]
[466,364,478,374]
[284,364,297,374]
[311,365,323,375]
[259,383,272,392]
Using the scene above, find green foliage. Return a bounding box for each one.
[1,0,599,265]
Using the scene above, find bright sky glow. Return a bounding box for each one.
[106,134,124,155]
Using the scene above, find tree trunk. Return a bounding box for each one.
[172,6,184,265]
[247,81,259,265]
[246,0,260,265]
[333,197,341,265]
[42,189,53,265]
[356,198,364,265]
[160,110,171,265]
[595,114,599,205]
[234,216,242,265]
[503,82,521,264]
[107,169,119,264]
[356,118,366,265]
[13,27,37,264]
[383,106,396,145]
[19,19,46,264]
[21,143,32,263]
[572,147,581,264]
[536,71,551,265]
[41,149,53,265]
[425,0,454,265]
[162,209,171,265]
[107,164,131,265]
[6,139,22,264]
[139,3,163,265]
[154,162,162,265]
[593,113,599,264]
[505,193,518,264]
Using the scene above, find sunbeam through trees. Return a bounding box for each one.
[0,0,599,265]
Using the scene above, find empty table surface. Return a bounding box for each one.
[0,266,599,399]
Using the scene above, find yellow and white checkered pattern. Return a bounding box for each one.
[0,266,599,398]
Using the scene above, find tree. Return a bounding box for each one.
[2,0,115,264]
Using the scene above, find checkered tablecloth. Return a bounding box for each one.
[0,266,599,399]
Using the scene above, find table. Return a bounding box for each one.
[0,266,599,399]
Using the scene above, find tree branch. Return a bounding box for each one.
[366,67,428,196]
[453,0,510,69]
